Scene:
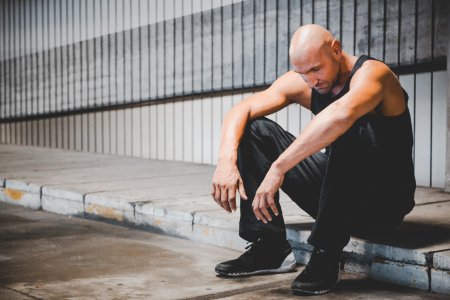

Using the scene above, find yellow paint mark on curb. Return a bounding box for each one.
[153,219,162,226]
[4,188,25,201]
[85,204,124,222]
[203,228,211,236]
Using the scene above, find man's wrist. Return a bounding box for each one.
[271,160,287,175]
[218,153,237,164]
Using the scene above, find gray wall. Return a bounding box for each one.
[0,0,449,188]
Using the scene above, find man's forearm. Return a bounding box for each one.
[272,101,355,174]
[218,105,251,164]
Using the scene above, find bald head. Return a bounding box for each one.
[289,24,344,94]
[289,24,335,63]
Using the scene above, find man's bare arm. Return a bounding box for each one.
[211,71,310,213]
[252,61,392,222]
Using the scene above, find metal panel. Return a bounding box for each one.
[174,15,184,95]
[431,71,447,188]
[264,0,277,84]
[399,0,415,65]
[192,98,202,163]
[222,3,233,90]
[149,104,157,159]
[165,15,175,97]
[277,0,289,77]
[314,0,328,28]
[355,0,369,57]
[232,1,243,88]
[157,104,165,159]
[173,101,183,160]
[341,0,355,55]
[165,102,174,160]
[202,8,213,92]
[132,107,141,157]
[212,5,222,91]
[192,10,202,93]
[254,0,265,86]
[414,73,432,186]
[212,95,222,165]
[183,99,193,162]
[141,105,150,158]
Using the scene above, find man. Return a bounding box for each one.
[210,24,416,295]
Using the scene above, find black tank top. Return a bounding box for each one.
[311,55,415,187]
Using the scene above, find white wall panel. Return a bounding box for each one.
[102,111,110,154]
[174,101,183,161]
[141,105,150,158]
[192,98,203,163]
[203,97,213,164]
[109,111,117,155]
[432,71,447,188]
[125,108,132,156]
[414,73,432,186]
[132,107,142,157]
[287,104,300,137]
[157,104,165,159]
[149,104,157,159]
[116,110,125,155]
[212,96,222,165]
[183,99,193,162]
[95,111,104,153]
[165,102,174,161]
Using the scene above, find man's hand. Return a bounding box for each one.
[252,166,283,223]
[211,161,248,213]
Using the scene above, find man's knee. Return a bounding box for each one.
[245,117,276,138]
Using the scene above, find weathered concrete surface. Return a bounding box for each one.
[0,203,295,299]
[220,278,449,300]
[1,144,450,294]
[1,202,448,300]
[432,250,450,294]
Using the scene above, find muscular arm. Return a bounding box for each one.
[273,62,389,174]
[252,61,393,223]
[211,71,310,212]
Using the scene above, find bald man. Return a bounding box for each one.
[211,24,415,295]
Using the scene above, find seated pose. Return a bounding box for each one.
[210,24,415,295]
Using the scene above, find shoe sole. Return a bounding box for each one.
[291,269,340,295]
[215,252,297,277]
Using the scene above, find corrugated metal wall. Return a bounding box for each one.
[0,0,448,188]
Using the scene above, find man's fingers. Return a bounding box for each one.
[267,197,279,216]
[214,185,222,205]
[220,187,232,213]
[253,195,268,223]
[238,178,248,200]
[212,184,222,207]
[228,186,237,211]
[259,203,272,223]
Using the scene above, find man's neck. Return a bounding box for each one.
[330,52,358,96]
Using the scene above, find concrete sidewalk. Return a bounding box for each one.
[0,144,449,294]
[3,203,449,299]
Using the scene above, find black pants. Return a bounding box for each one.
[237,116,415,252]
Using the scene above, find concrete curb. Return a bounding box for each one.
[0,178,449,294]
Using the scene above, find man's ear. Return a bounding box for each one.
[331,39,341,57]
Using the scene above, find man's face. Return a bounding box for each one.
[292,48,340,94]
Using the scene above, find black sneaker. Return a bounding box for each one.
[291,248,340,295]
[215,238,296,277]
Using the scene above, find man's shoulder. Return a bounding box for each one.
[352,58,394,85]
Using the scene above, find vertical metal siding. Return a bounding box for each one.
[0,0,448,188]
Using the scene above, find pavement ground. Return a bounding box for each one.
[0,144,449,295]
[0,202,448,300]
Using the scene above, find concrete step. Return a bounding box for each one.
[0,144,449,294]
